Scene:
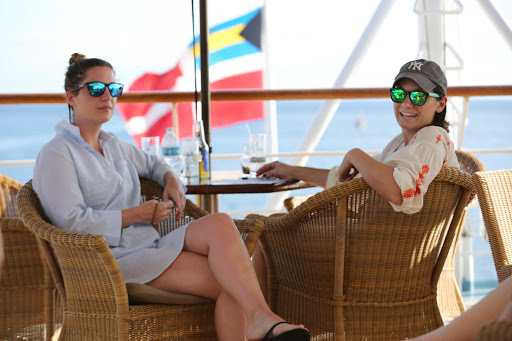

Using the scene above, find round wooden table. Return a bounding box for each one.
[184,171,311,212]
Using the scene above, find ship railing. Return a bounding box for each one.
[2,86,511,288]
[1,85,512,210]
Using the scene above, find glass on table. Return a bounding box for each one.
[240,142,251,178]
[141,136,160,157]
[249,133,266,178]
[181,139,200,185]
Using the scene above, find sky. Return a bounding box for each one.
[0,0,511,94]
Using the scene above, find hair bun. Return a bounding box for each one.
[69,53,86,66]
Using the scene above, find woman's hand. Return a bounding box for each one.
[163,172,186,220]
[338,152,359,182]
[122,199,177,228]
[142,200,177,225]
[256,161,294,179]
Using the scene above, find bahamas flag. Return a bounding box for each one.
[118,7,264,145]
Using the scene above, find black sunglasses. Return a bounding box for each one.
[71,81,124,98]
[390,88,440,106]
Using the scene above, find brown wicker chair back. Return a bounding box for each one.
[282,151,485,321]
[16,178,263,340]
[473,169,512,283]
[250,167,475,340]
[1,174,61,341]
[436,150,485,320]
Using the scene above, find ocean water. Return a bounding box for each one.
[1,97,511,292]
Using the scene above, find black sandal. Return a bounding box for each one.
[262,321,310,341]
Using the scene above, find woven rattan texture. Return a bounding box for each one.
[1,174,61,340]
[474,320,512,341]
[17,178,264,340]
[0,173,22,217]
[249,167,475,340]
[473,169,512,283]
[283,150,484,322]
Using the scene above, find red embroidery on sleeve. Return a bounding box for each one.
[447,141,451,145]
[436,135,441,143]
[403,188,415,198]
[413,165,430,196]
[416,178,422,189]
[443,160,447,164]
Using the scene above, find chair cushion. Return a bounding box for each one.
[126,282,212,305]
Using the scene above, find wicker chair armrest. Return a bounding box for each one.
[233,218,264,256]
[0,174,23,193]
[456,150,486,175]
[283,195,312,212]
[474,320,512,341]
[139,177,209,219]
[252,168,474,232]
[498,265,512,283]
[0,216,28,232]
[1,175,22,217]
[184,199,209,219]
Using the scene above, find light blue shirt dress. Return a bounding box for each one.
[33,120,189,283]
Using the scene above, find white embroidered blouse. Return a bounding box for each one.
[326,126,460,214]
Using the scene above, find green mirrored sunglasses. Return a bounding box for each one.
[390,88,440,106]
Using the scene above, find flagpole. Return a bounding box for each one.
[199,0,211,147]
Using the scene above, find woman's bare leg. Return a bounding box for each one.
[252,241,268,302]
[147,250,248,340]
[411,275,512,341]
[148,213,306,340]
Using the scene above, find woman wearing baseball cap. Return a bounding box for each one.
[258,58,456,214]
[254,59,459,300]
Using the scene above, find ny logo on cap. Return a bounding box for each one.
[408,61,424,71]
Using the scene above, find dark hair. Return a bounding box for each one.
[65,53,115,122]
[430,85,450,133]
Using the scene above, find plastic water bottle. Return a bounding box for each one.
[161,127,181,176]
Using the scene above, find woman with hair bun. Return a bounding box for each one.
[33,53,310,341]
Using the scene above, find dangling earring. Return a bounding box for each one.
[68,104,74,124]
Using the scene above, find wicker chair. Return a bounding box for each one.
[17,179,264,340]
[248,167,475,340]
[436,150,485,320]
[473,169,512,283]
[1,174,61,341]
[282,150,485,321]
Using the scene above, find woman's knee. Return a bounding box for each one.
[209,213,239,235]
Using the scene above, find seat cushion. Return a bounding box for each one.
[126,282,212,305]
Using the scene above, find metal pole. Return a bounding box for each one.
[199,0,211,146]
[476,0,512,50]
[262,2,279,161]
